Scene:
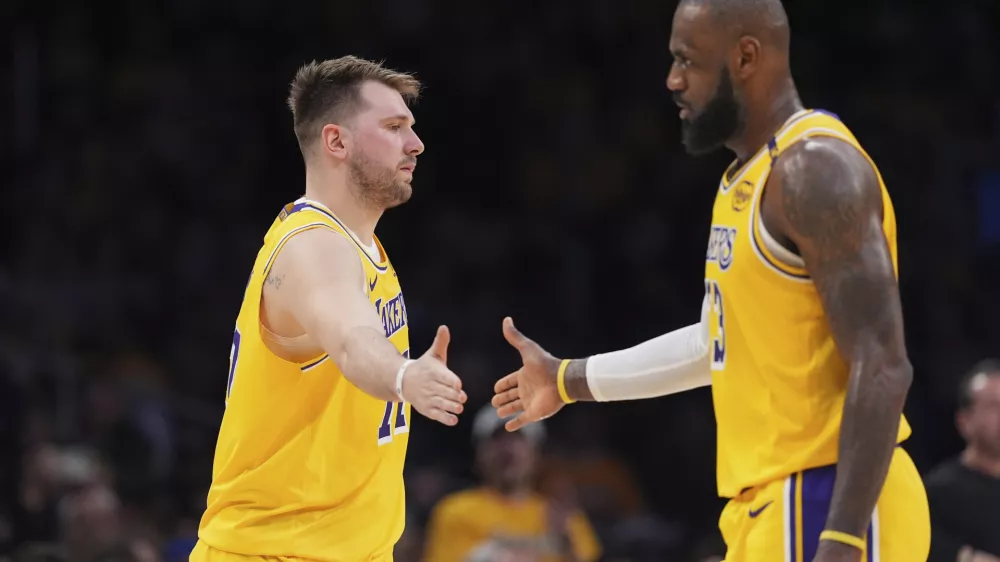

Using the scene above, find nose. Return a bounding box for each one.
[406,130,425,156]
[666,64,685,93]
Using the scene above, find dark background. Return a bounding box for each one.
[2,0,999,559]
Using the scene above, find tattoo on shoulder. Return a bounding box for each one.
[265,272,285,290]
[774,137,899,353]
[777,138,880,262]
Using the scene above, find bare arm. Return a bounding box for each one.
[266,228,407,402]
[769,137,913,544]
[560,359,594,400]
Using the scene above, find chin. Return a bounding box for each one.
[681,129,727,156]
[681,138,724,156]
[384,184,412,208]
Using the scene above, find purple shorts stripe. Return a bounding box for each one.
[800,464,838,562]
[798,463,876,559]
[788,472,798,562]
[866,520,874,562]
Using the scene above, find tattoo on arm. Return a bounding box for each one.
[563,358,595,401]
[774,137,913,539]
[266,272,285,290]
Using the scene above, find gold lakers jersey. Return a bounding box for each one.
[704,110,911,498]
[198,198,411,561]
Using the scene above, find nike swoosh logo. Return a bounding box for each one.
[369,277,377,292]
[748,500,773,518]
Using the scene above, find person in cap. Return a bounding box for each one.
[422,405,600,562]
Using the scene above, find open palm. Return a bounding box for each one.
[491,317,567,432]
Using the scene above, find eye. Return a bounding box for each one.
[388,123,402,132]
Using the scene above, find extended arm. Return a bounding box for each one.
[494,296,712,430]
[769,137,913,546]
[266,228,407,401]
[562,295,712,402]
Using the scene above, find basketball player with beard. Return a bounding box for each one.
[192,57,467,562]
[492,1,930,560]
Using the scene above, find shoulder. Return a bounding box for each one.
[923,457,969,489]
[767,136,883,251]
[278,224,356,260]
[263,225,367,315]
[427,488,491,520]
[270,226,362,278]
[772,136,880,215]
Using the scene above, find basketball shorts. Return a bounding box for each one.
[718,447,929,561]
[189,540,393,562]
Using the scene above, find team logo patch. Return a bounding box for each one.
[732,180,754,212]
[278,202,296,221]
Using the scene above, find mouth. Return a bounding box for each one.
[675,97,692,119]
[399,162,416,173]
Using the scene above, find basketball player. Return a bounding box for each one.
[491,1,929,560]
[191,57,467,562]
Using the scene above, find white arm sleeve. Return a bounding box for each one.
[585,296,711,402]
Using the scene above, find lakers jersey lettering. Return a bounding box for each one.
[704,110,911,498]
[199,198,411,561]
[705,225,738,271]
[378,293,408,339]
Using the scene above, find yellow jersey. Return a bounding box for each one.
[198,198,411,561]
[704,109,911,498]
[422,488,601,562]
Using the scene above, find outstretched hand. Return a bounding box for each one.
[404,325,467,426]
[491,317,567,432]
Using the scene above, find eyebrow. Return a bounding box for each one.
[384,114,415,126]
[671,42,695,58]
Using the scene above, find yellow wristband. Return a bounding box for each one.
[819,530,865,551]
[556,359,575,404]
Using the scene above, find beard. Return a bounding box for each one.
[680,67,745,156]
[347,149,413,210]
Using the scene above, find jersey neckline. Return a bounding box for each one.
[284,198,390,271]
[720,108,816,191]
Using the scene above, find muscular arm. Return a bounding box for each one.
[266,228,405,402]
[768,137,913,541]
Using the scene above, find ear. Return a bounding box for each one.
[734,36,761,79]
[320,123,349,160]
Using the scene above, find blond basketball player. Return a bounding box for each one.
[191,57,467,562]
[491,1,929,561]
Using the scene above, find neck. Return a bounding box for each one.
[490,481,532,500]
[961,446,1000,479]
[727,79,803,163]
[304,167,382,245]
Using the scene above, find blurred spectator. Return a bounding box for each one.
[686,531,726,562]
[925,359,1000,562]
[537,408,685,559]
[422,406,600,562]
[4,0,1000,557]
[393,517,425,562]
[58,484,124,561]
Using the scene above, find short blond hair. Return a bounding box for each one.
[287,56,421,148]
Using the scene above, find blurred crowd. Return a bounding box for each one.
[3,0,1000,561]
